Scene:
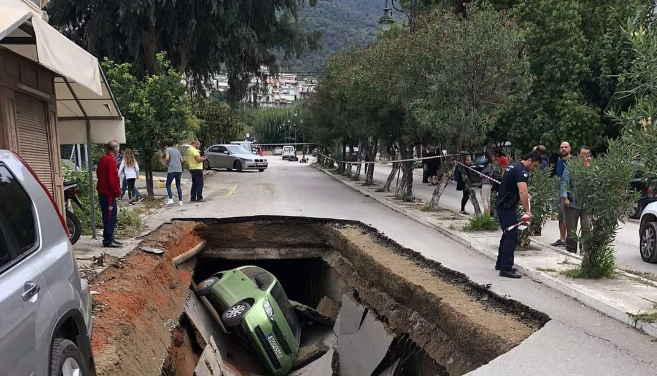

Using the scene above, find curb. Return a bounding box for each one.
[312,163,657,338]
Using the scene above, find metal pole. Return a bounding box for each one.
[86,120,97,239]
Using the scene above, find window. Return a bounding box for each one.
[271,283,301,341]
[226,145,249,154]
[217,146,228,153]
[209,146,221,153]
[0,166,37,261]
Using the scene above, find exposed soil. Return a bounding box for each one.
[90,220,205,376]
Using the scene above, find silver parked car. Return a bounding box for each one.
[204,144,268,172]
[0,150,94,376]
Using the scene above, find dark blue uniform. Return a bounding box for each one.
[495,162,529,271]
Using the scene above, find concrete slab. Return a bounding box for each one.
[377,359,400,376]
[289,348,335,376]
[183,292,225,350]
[201,247,326,260]
[338,294,365,335]
[338,296,395,376]
[194,336,240,376]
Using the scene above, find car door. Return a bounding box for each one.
[206,146,219,168]
[216,146,230,169]
[0,164,49,376]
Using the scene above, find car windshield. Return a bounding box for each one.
[284,147,294,152]
[270,282,301,341]
[227,145,250,154]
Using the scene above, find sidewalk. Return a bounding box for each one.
[313,163,657,338]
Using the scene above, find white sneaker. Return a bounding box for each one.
[167,198,174,205]
[179,201,183,207]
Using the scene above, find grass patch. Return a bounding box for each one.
[627,275,657,287]
[328,168,341,175]
[143,196,166,210]
[463,214,499,232]
[622,268,657,283]
[420,205,441,212]
[561,268,586,278]
[536,267,558,273]
[115,207,144,238]
[629,311,657,324]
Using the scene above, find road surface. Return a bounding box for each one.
[140,156,655,376]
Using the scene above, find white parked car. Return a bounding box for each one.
[640,202,657,263]
[273,147,284,156]
[282,146,297,161]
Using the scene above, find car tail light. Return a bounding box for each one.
[73,187,80,195]
[12,152,70,237]
[647,187,654,197]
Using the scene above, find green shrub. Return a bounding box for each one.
[517,165,560,249]
[567,140,637,278]
[463,214,499,232]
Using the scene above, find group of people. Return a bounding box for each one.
[96,140,208,248]
[487,142,591,279]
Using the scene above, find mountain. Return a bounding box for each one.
[278,0,384,73]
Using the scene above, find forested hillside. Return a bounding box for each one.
[278,0,382,72]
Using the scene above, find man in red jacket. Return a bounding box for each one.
[97,140,122,247]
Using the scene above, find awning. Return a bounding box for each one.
[0,7,125,143]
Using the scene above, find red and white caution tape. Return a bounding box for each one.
[455,160,501,185]
[316,152,457,165]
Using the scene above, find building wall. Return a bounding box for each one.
[0,48,64,214]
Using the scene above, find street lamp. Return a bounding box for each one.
[378,2,395,31]
[378,0,419,34]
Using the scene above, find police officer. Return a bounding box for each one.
[495,152,542,278]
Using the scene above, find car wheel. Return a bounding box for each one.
[222,302,251,328]
[258,169,265,172]
[234,161,243,172]
[50,338,89,376]
[195,277,219,297]
[629,201,643,219]
[640,222,657,263]
[204,159,211,170]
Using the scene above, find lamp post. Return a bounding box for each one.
[378,0,419,34]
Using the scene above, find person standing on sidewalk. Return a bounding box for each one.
[495,152,541,279]
[480,152,496,215]
[561,145,592,254]
[97,141,122,248]
[187,141,207,202]
[118,147,143,202]
[164,140,184,206]
[551,142,572,247]
[118,148,142,204]
[456,154,473,214]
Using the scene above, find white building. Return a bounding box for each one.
[213,69,316,107]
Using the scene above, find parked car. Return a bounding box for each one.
[0,150,95,376]
[273,147,284,156]
[640,202,657,263]
[282,146,297,161]
[629,176,657,219]
[204,144,268,172]
[196,266,301,376]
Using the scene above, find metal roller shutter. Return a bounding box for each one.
[15,93,54,197]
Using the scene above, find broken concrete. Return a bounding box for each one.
[201,247,326,260]
[337,295,395,376]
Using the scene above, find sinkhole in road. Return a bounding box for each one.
[89,217,549,376]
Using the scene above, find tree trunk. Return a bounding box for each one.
[340,142,346,173]
[383,162,399,192]
[429,156,453,208]
[458,164,482,216]
[396,145,414,201]
[145,158,155,198]
[354,140,363,180]
[365,139,378,186]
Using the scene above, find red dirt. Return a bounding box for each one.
[90,220,204,376]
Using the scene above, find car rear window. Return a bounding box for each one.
[271,282,301,341]
[0,165,37,263]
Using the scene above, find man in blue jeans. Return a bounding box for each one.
[96,141,122,247]
[495,152,541,278]
[164,140,184,206]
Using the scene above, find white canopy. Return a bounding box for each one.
[0,7,125,143]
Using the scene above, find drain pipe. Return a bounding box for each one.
[172,240,207,267]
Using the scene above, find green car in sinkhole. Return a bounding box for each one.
[196,266,301,376]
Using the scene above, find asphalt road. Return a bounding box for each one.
[143,156,656,375]
[363,163,654,276]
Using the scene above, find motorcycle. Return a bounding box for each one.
[64,181,83,244]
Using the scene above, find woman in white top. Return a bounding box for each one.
[118,148,140,204]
